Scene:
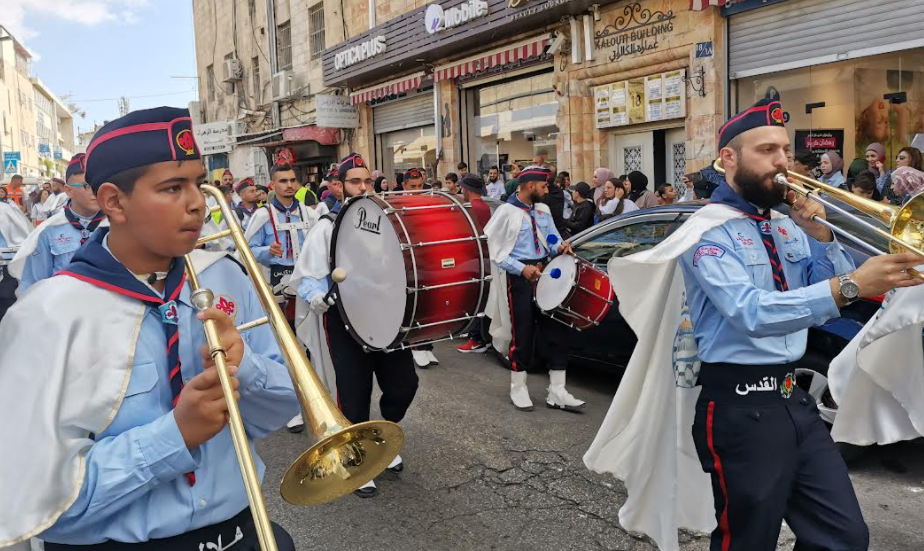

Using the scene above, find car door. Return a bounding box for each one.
[566,210,691,369]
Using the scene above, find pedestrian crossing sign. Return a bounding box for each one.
[4,160,17,174]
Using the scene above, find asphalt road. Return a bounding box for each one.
[256,342,924,551]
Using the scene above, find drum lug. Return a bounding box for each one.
[401,244,411,251]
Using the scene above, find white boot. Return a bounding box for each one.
[510,371,534,411]
[286,413,304,433]
[412,350,430,368]
[546,370,585,412]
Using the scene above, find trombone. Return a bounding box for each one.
[712,160,924,276]
[189,185,404,550]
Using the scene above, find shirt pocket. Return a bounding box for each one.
[49,238,80,257]
[104,362,165,436]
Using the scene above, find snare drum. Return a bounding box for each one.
[535,254,614,330]
[330,190,490,351]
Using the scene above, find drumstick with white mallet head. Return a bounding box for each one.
[323,267,348,304]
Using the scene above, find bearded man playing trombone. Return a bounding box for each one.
[679,99,921,551]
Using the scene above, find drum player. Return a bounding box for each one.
[484,166,586,412]
[290,152,417,499]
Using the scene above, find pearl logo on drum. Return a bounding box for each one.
[355,207,382,235]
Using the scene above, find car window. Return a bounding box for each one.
[574,215,687,266]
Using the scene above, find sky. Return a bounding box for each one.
[1,0,199,137]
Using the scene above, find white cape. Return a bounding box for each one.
[8,212,110,281]
[484,202,550,356]
[829,284,924,446]
[287,217,338,397]
[0,200,33,249]
[583,204,748,551]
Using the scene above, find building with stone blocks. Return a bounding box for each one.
[0,26,76,184]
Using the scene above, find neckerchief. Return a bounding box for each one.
[270,197,299,259]
[508,194,541,254]
[63,203,105,245]
[56,228,197,486]
[710,182,789,291]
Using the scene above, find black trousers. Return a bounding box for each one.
[692,363,869,551]
[0,266,17,324]
[506,266,569,372]
[324,307,418,424]
[44,508,295,551]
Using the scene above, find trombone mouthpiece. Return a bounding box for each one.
[190,288,215,311]
[331,267,347,284]
[774,174,789,185]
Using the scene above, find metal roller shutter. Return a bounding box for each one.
[372,93,434,134]
[729,0,924,79]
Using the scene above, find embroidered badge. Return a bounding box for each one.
[673,292,701,388]
[53,235,74,245]
[771,107,784,124]
[215,295,238,322]
[759,220,772,235]
[355,156,364,167]
[159,300,179,325]
[780,372,795,399]
[80,229,90,240]
[777,226,789,238]
[175,129,196,156]
[735,233,754,247]
[693,245,726,266]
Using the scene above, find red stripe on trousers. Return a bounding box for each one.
[506,277,518,372]
[707,401,732,551]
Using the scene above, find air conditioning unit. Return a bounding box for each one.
[231,120,247,136]
[271,70,293,101]
[223,58,243,83]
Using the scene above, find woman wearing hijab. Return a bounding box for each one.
[374,176,387,194]
[626,171,659,209]
[890,166,924,204]
[818,151,846,189]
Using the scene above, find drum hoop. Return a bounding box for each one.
[384,197,419,346]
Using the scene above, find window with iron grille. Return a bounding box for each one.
[309,5,325,59]
[277,21,292,71]
[207,64,216,100]
[252,57,262,103]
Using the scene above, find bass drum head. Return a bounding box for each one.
[333,197,406,349]
[535,255,577,312]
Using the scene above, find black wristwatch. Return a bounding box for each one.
[837,274,860,305]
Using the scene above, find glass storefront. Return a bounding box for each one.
[734,48,924,170]
[467,70,559,177]
[378,125,437,180]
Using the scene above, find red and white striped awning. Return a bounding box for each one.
[432,36,550,83]
[349,71,425,105]
[690,0,726,10]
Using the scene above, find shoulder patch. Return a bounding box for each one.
[693,244,726,266]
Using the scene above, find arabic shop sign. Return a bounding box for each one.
[594,3,675,63]
[506,0,569,20]
[424,0,489,34]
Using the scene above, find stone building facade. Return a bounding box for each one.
[323,0,725,187]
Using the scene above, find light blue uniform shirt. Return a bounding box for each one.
[40,256,300,545]
[248,203,308,268]
[497,197,562,276]
[19,215,95,295]
[679,211,855,365]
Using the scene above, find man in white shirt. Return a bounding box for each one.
[485,166,504,200]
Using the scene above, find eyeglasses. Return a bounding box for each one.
[67,183,91,190]
[345,178,375,186]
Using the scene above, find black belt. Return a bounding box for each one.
[44,508,254,551]
[698,361,800,405]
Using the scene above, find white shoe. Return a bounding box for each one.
[354,479,377,498]
[412,350,430,368]
[510,371,534,411]
[387,453,403,473]
[286,413,304,433]
[426,351,439,365]
[546,370,585,412]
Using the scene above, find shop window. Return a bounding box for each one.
[734,47,924,175]
[378,126,437,181]
[309,5,325,59]
[277,21,293,71]
[468,70,558,179]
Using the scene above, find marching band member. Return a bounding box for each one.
[484,166,585,412]
[232,177,259,228]
[290,152,417,498]
[0,107,299,550]
[0,181,31,321]
[586,99,920,551]
[10,154,107,295]
[401,167,440,367]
